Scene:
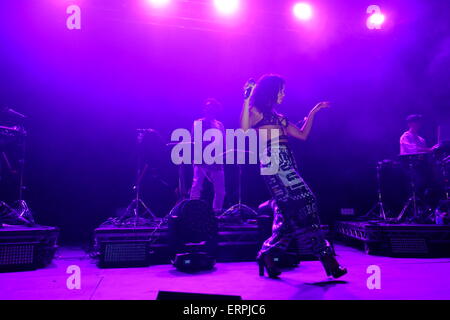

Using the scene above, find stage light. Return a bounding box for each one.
[366,5,385,29]
[214,0,239,15]
[368,13,385,27]
[293,2,313,21]
[148,0,171,8]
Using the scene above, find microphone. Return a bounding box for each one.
[244,78,256,99]
[1,106,27,119]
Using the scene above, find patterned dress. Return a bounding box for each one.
[254,112,333,259]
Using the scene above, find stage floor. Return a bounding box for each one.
[0,244,449,300]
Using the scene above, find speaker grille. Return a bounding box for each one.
[0,244,34,266]
[390,238,428,254]
[104,242,148,262]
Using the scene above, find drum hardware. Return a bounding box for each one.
[430,142,450,202]
[1,200,35,226]
[1,106,26,119]
[443,156,450,200]
[434,200,450,225]
[119,129,160,226]
[1,151,16,175]
[362,160,389,220]
[433,140,450,156]
[0,125,26,136]
[395,153,433,223]
[0,120,35,225]
[369,148,449,224]
[0,126,26,150]
[218,149,258,222]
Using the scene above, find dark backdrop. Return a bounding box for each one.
[0,0,449,243]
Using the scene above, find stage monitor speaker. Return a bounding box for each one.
[99,241,151,268]
[0,225,59,272]
[169,199,217,243]
[168,199,218,258]
[172,252,215,272]
[156,291,241,300]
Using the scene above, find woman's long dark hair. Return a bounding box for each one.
[251,74,285,114]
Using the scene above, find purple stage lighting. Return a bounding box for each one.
[214,0,239,15]
[368,13,385,28]
[148,0,171,8]
[366,5,385,29]
[293,2,313,21]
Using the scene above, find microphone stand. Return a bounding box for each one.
[120,129,160,227]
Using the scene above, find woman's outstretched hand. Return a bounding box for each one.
[311,101,331,114]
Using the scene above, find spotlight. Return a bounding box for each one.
[366,5,385,29]
[148,0,171,8]
[293,2,313,21]
[214,0,239,15]
[368,13,385,27]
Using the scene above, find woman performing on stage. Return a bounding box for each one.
[240,74,347,279]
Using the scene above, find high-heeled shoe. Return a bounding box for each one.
[320,254,347,279]
[257,254,282,278]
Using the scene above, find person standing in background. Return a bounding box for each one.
[189,98,226,215]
